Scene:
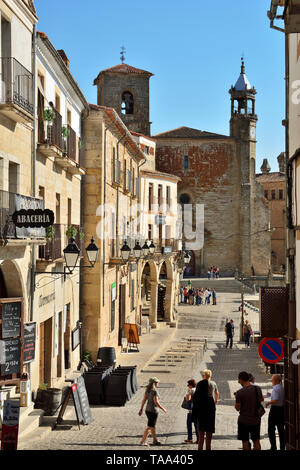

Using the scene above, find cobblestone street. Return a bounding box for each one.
[20,291,273,451]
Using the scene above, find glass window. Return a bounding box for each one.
[184,155,189,169]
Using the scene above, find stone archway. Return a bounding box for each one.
[158,259,174,323]
[140,260,158,328]
[0,260,24,298]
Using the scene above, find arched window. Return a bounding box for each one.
[179,193,191,205]
[121,91,134,115]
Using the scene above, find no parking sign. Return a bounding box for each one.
[258,338,284,364]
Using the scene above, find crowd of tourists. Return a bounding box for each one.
[180,286,217,305]
[207,266,220,279]
[138,371,285,451]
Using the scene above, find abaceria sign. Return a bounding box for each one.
[12,209,54,228]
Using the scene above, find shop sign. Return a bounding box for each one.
[23,323,36,364]
[12,208,54,228]
[111,282,116,302]
[1,399,20,450]
[155,215,166,225]
[1,301,21,339]
[0,339,20,375]
[162,246,173,254]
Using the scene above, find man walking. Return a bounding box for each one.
[235,371,264,451]
[265,374,285,451]
[225,319,234,349]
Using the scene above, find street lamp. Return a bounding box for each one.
[133,241,142,259]
[148,240,155,255]
[120,240,131,261]
[63,238,80,273]
[35,236,100,286]
[184,251,191,265]
[86,237,99,267]
[142,241,149,257]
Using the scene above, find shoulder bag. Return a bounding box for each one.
[254,385,265,418]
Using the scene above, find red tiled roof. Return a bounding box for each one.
[153,126,232,140]
[130,131,156,142]
[94,63,153,84]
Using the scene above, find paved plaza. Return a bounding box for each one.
[20,290,273,451]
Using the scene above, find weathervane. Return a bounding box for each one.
[120,46,126,64]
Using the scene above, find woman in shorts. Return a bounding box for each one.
[138,377,167,446]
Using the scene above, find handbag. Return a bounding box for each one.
[254,385,265,418]
[181,397,193,410]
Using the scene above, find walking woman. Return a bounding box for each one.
[192,369,219,450]
[243,320,252,349]
[138,377,167,446]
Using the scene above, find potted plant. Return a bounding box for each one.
[66,225,78,240]
[46,225,55,239]
[62,126,70,140]
[43,108,56,126]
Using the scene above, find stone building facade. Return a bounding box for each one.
[154,61,271,277]
[0,0,38,386]
[256,154,286,273]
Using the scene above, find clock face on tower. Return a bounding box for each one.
[250,126,256,138]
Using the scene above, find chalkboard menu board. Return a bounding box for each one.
[23,323,36,363]
[74,376,93,425]
[0,339,21,376]
[1,302,21,339]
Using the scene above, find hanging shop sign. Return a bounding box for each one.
[12,208,54,228]
[162,246,173,255]
[23,323,36,364]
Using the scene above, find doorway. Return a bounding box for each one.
[39,318,52,386]
[118,284,126,346]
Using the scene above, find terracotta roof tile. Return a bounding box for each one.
[153,126,232,140]
[94,63,153,84]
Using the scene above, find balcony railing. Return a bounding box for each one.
[38,224,84,262]
[66,125,77,162]
[0,57,33,115]
[0,190,44,239]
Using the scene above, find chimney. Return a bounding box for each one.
[277,152,286,174]
[260,158,271,174]
[57,49,70,69]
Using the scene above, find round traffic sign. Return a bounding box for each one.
[258,337,284,364]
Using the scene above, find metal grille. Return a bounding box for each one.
[260,287,289,337]
[0,57,33,115]
[284,336,300,450]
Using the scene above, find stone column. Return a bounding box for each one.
[164,279,174,323]
[149,280,158,328]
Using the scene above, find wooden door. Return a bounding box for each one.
[39,322,45,384]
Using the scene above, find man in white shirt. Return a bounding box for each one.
[265,374,285,451]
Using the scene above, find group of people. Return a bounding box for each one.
[180,286,217,306]
[225,319,253,349]
[207,266,220,279]
[138,371,285,451]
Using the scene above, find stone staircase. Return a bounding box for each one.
[180,277,253,294]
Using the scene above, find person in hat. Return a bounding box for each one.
[138,377,167,446]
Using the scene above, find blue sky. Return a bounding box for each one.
[34,0,285,172]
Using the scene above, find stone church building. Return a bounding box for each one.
[94,59,271,277]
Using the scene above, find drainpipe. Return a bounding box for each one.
[102,115,117,307]
[30,24,37,323]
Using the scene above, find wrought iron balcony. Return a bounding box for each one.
[38,224,84,262]
[0,189,45,241]
[0,57,33,121]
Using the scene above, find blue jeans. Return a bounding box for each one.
[244,333,250,347]
[187,413,199,441]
